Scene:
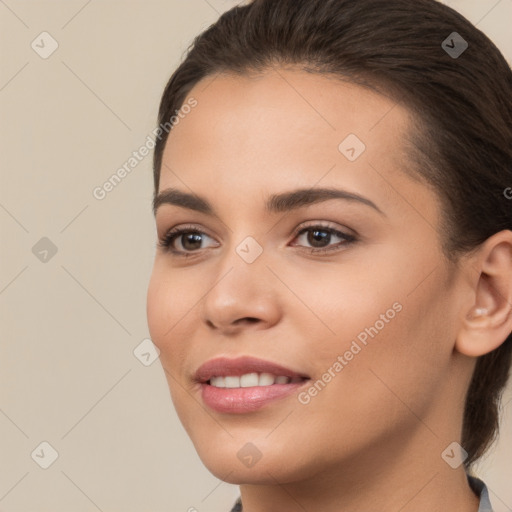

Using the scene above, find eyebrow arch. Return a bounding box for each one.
[152,186,385,217]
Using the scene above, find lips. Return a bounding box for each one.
[194,355,310,383]
[194,356,311,413]
[193,356,310,414]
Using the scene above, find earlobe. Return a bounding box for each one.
[466,307,490,320]
[455,230,512,358]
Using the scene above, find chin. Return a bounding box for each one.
[190,434,318,485]
[200,455,299,485]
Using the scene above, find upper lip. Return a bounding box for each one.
[194,356,310,383]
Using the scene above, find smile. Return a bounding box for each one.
[195,356,311,413]
[208,373,305,388]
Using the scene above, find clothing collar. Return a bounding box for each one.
[468,475,494,512]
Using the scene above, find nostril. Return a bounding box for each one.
[236,317,260,325]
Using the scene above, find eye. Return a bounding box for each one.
[157,222,356,257]
[158,224,218,256]
[290,223,356,254]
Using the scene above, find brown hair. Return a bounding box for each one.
[152,0,512,469]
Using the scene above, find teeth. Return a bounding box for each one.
[210,376,226,388]
[224,376,240,388]
[208,373,298,388]
[259,372,275,386]
[240,373,259,387]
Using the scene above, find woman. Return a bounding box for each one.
[146,0,512,510]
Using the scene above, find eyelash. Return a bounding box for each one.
[157,222,357,258]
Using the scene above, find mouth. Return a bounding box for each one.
[207,373,307,388]
[195,355,311,384]
[194,356,311,414]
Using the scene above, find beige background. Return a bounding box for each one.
[0,1,511,511]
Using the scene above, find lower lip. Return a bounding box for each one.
[200,381,309,414]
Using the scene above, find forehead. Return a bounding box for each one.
[164,68,407,158]
[158,68,435,222]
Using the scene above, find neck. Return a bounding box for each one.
[237,430,481,512]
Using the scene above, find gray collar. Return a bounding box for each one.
[468,475,494,512]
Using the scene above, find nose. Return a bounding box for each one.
[200,257,282,336]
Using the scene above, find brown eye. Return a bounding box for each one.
[292,225,356,254]
[158,225,218,256]
[177,232,204,251]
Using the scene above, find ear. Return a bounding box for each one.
[455,230,512,357]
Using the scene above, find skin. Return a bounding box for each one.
[146,67,512,512]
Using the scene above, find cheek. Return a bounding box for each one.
[288,261,404,351]
[146,267,198,420]
[146,263,205,399]
[146,263,194,348]
[303,257,454,417]
[328,274,456,424]
[284,302,450,466]
[146,270,169,347]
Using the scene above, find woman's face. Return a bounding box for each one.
[147,68,472,484]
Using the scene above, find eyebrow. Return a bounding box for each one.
[152,186,385,217]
